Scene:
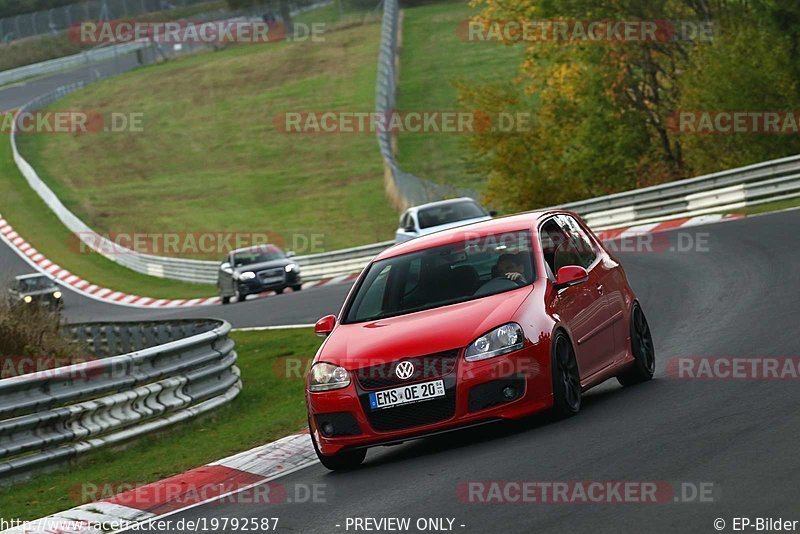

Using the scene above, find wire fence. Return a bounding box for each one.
[374,0,476,210]
[0,0,218,43]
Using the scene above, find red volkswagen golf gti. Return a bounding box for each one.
[306,210,655,470]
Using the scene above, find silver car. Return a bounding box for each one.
[394,197,494,243]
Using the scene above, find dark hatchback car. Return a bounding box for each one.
[8,273,64,311]
[217,245,302,304]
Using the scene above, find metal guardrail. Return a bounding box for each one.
[560,155,800,229]
[0,41,148,87]
[0,319,240,482]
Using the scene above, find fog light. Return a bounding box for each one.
[23,296,33,304]
[320,422,335,437]
[502,386,517,400]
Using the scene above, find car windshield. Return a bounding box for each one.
[17,276,54,291]
[233,248,285,267]
[417,201,487,229]
[343,230,534,323]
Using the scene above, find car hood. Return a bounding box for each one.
[321,286,533,370]
[234,259,293,273]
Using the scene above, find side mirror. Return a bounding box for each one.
[220,262,233,274]
[554,266,589,290]
[489,210,498,217]
[314,315,336,337]
[403,223,416,233]
[286,250,296,258]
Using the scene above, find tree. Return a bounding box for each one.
[459,0,800,210]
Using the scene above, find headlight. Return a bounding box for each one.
[53,291,62,299]
[23,295,33,304]
[465,322,524,362]
[285,263,298,273]
[238,271,256,280]
[308,362,351,392]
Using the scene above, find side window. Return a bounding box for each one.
[539,219,570,279]
[556,215,597,269]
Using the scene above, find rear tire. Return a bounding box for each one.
[617,303,656,386]
[275,287,284,295]
[291,284,302,292]
[221,295,230,305]
[551,332,581,418]
[309,423,366,471]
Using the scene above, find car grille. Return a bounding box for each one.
[257,268,285,283]
[355,349,459,390]
[358,375,457,432]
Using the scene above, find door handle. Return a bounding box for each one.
[596,284,604,295]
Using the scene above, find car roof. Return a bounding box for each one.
[404,197,479,214]
[14,273,51,281]
[378,210,557,260]
[230,244,283,255]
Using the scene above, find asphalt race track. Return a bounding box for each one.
[0,54,143,113]
[106,210,796,533]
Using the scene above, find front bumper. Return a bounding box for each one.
[238,270,301,294]
[306,343,553,456]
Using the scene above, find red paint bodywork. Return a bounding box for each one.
[306,211,638,456]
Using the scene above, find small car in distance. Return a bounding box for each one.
[217,244,302,304]
[307,210,655,470]
[394,197,494,243]
[8,273,63,311]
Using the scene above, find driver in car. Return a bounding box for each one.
[494,253,527,284]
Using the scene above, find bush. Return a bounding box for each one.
[0,294,89,379]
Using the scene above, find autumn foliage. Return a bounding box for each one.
[460,0,800,212]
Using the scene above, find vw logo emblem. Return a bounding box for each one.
[395,361,415,380]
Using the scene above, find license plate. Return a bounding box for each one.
[261,276,283,284]
[369,380,445,410]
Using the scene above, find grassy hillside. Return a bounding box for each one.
[16,20,396,261]
[395,2,523,193]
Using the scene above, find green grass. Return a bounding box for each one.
[0,328,319,522]
[0,142,215,298]
[735,196,800,215]
[14,20,397,262]
[395,2,523,193]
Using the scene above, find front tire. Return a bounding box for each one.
[617,303,655,386]
[235,287,247,303]
[551,332,581,418]
[291,284,302,292]
[221,295,230,305]
[309,423,366,471]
